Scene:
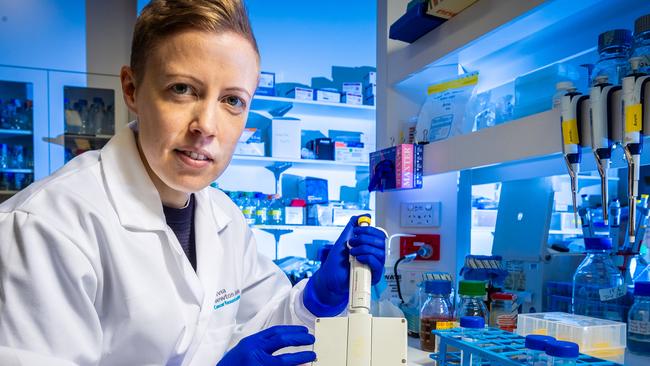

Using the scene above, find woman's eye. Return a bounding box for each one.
[171,83,192,95]
[224,96,245,108]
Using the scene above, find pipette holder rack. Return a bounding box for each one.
[430,328,621,366]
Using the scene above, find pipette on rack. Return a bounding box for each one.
[590,75,619,225]
[560,83,588,227]
[622,57,650,248]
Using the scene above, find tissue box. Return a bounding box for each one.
[286,87,313,101]
[235,127,265,156]
[341,92,363,105]
[314,89,341,103]
[298,177,328,204]
[270,117,301,159]
[342,82,363,95]
[369,144,423,192]
[335,141,367,163]
[255,71,275,96]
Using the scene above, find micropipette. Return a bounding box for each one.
[622,57,650,248]
[560,83,588,227]
[590,75,619,225]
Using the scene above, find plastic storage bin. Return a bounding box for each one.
[516,312,626,363]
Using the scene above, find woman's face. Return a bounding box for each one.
[121,30,259,203]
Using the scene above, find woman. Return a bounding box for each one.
[0,1,386,365]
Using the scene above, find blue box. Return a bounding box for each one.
[389,2,446,43]
[342,92,363,105]
[298,177,329,204]
[255,71,275,96]
[342,82,363,95]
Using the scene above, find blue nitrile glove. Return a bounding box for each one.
[303,214,387,317]
[217,325,316,366]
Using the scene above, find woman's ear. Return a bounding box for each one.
[120,66,138,115]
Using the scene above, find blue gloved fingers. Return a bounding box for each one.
[349,244,385,260]
[273,351,318,366]
[352,226,386,240]
[260,326,315,353]
[353,254,384,285]
[258,325,310,340]
[348,233,386,250]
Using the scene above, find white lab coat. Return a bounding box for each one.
[0,123,316,365]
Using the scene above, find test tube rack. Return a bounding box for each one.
[430,328,621,366]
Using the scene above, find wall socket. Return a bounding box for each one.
[400,202,441,227]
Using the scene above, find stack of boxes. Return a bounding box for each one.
[341,82,363,105]
[363,71,376,106]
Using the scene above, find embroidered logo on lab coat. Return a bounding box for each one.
[213,288,241,310]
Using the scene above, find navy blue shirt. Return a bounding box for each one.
[162,194,197,271]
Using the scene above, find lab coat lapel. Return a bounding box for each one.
[194,189,223,310]
[100,122,167,232]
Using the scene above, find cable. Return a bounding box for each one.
[394,255,408,304]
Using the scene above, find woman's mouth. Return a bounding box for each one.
[174,148,213,168]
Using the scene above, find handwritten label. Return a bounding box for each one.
[598,284,627,301]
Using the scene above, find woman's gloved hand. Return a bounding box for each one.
[217,325,316,366]
[303,214,387,316]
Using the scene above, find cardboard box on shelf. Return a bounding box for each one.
[269,117,301,159]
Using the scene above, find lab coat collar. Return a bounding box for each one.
[100,122,233,233]
[100,121,167,231]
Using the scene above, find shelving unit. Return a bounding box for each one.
[377,0,650,277]
[0,168,33,174]
[232,154,367,169]
[251,95,375,119]
[252,224,345,232]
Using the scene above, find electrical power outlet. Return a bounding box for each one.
[400,202,441,227]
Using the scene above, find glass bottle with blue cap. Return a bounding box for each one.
[572,237,626,321]
[545,340,579,366]
[628,281,650,355]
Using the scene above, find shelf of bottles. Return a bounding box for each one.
[0,80,35,194]
[63,86,115,163]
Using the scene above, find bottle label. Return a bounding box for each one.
[241,208,252,217]
[598,284,627,301]
[270,209,281,220]
[561,119,579,144]
[629,320,650,336]
[625,103,642,133]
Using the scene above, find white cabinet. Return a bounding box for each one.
[47,71,128,172]
[217,95,376,260]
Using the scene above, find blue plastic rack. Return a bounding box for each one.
[430,328,621,366]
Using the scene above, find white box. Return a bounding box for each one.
[286,87,313,101]
[332,208,372,226]
[284,206,304,225]
[335,145,367,163]
[314,89,341,103]
[341,92,363,105]
[234,142,264,156]
[427,0,478,19]
[270,117,301,159]
[342,82,363,95]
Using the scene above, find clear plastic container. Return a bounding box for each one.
[459,316,485,366]
[572,237,626,322]
[490,292,517,332]
[546,340,579,366]
[513,63,581,119]
[419,280,454,352]
[592,29,632,86]
[457,280,489,323]
[241,192,256,225]
[632,14,650,74]
[628,281,650,355]
[516,312,626,363]
[525,334,555,366]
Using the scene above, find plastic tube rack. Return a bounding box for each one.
[430,328,621,366]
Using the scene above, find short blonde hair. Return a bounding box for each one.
[130,0,259,85]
